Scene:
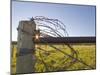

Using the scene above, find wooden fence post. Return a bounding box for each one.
[16,20,36,74]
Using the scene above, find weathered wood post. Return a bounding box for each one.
[16,20,36,74]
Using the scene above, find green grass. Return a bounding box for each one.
[11,43,96,74]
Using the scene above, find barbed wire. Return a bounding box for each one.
[31,16,94,71]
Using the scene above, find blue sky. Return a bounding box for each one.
[12,1,96,41]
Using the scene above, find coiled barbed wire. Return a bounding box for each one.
[30,16,94,71]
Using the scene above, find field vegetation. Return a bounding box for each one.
[11,43,96,74]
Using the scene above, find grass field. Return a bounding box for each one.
[11,43,96,74]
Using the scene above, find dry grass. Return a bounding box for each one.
[11,43,96,74]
